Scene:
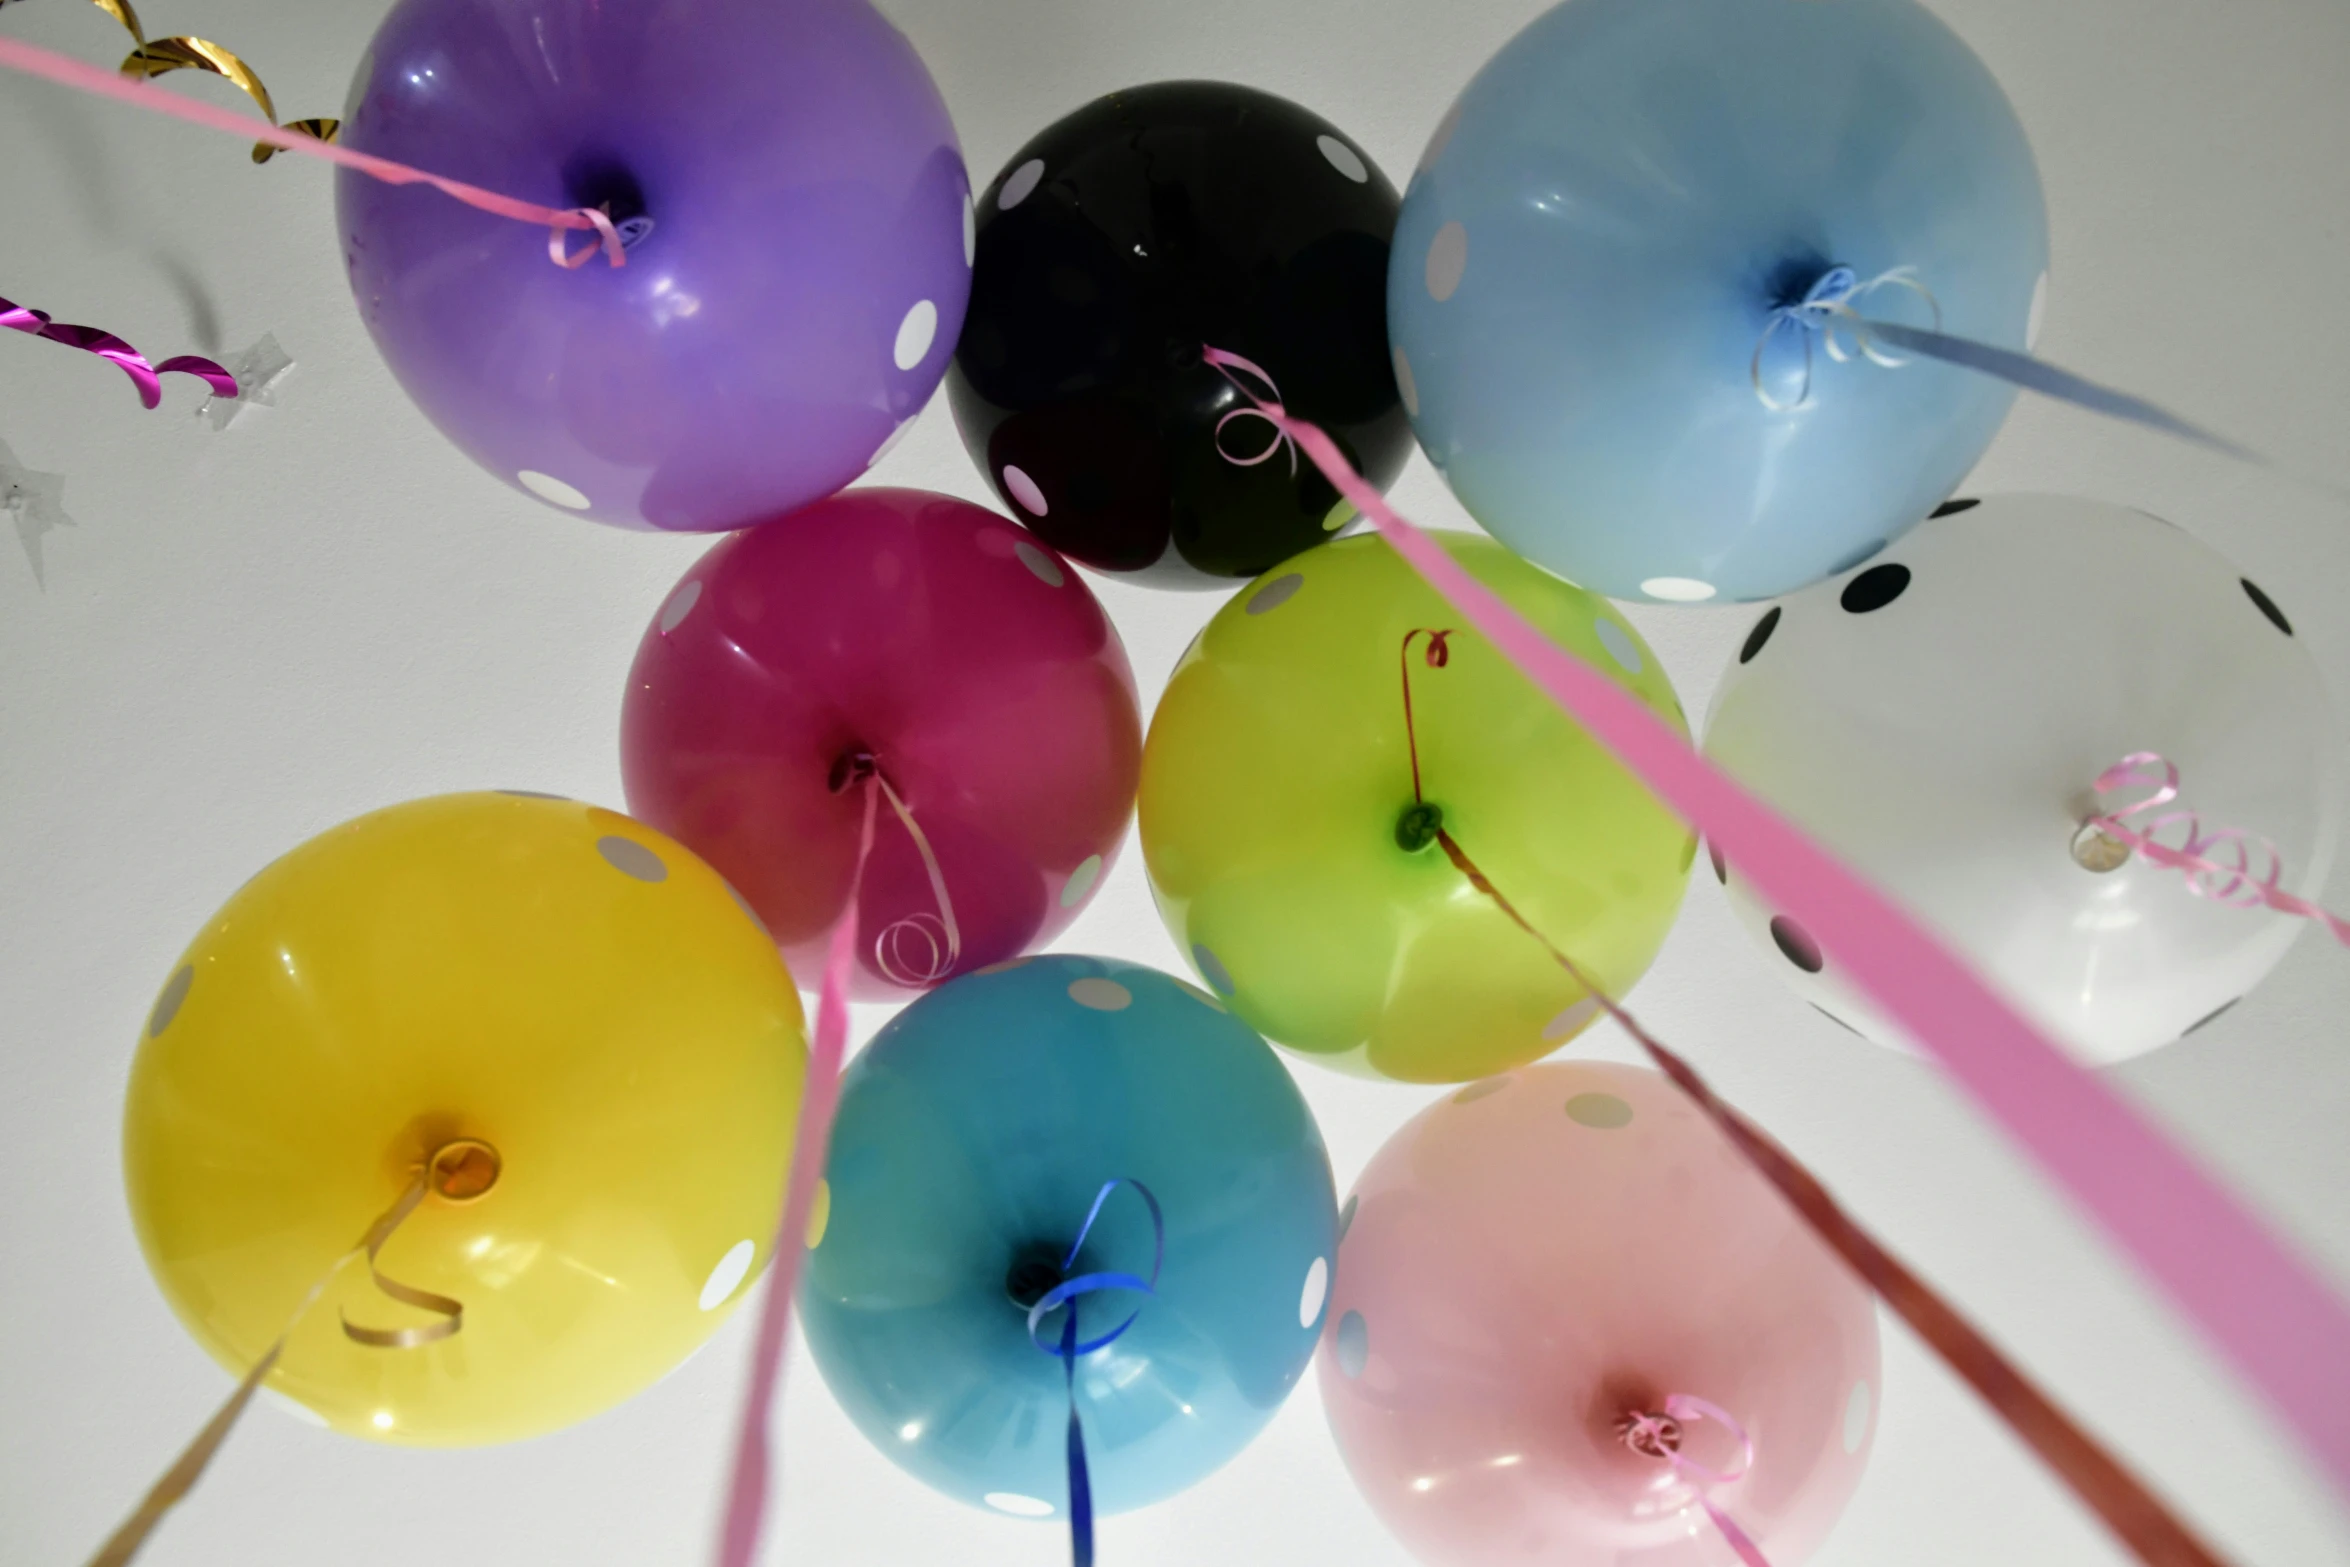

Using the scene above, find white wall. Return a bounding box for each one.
[3,0,2348,1562]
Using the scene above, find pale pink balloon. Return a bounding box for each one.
[1319,1062,1879,1566]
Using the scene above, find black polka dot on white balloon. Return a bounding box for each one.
[1811,1002,1860,1036]
[2241,579,2293,636]
[1929,497,1980,519]
[1771,915,1824,973]
[1708,840,1726,884]
[1839,563,1910,615]
[1738,606,1781,664]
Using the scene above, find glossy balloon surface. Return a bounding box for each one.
[1322,1062,1879,1567]
[1392,0,2048,602]
[1704,494,2343,1063]
[801,955,1337,1518]
[621,489,1142,1000]
[123,793,805,1445]
[950,81,1410,587]
[1140,534,1693,1082]
[339,0,969,530]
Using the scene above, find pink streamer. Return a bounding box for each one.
[0,36,625,268]
[3,293,235,409]
[2088,752,2350,948]
[1199,345,2350,1500]
[1623,1394,1772,1567]
[715,777,876,1567]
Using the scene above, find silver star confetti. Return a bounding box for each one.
[1,437,73,588]
[197,333,294,431]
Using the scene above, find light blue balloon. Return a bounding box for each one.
[800,954,1338,1520]
[1390,0,2048,604]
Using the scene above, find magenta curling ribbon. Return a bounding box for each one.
[2,294,236,409]
[0,36,625,268]
[1199,343,2350,1503]
[713,773,877,1567]
[1622,1394,1772,1567]
[2087,752,2350,948]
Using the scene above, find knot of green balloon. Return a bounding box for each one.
[1395,801,1445,853]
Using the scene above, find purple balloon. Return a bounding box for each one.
[337,0,971,531]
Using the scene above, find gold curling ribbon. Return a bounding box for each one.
[82,1155,469,1567]
[3,0,343,162]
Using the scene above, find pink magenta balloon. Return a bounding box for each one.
[620,489,1142,998]
[1321,1062,1878,1566]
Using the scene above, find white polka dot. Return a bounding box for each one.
[263,1388,329,1428]
[517,469,591,510]
[1393,346,1419,419]
[1067,977,1132,1011]
[1543,996,1601,1042]
[1425,221,1468,303]
[1640,576,1717,603]
[976,957,1032,975]
[869,418,916,468]
[986,1492,1056,1517]
[658,580,702,635]
[1299,1257,1329,1328]
[962,190,977,267]
[1060,853,1103,908]
[1015,540,1064,587]
[1247,573,1304,615]
[149,965,194,1037]
[1316,134,1368,183]
[699,1239,757,1310]
[1843,1380,1873,1453]
[597,835,668,882]
[998,158,1046,210]
[893,300,938,371]
[1002,464,1048,516]
[1322,498,1354,533]
[1594,617,1642,675]
[2027,270,2049,351]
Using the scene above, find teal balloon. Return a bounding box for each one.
[800,954,1337,1519]
[1390,0,2048,604]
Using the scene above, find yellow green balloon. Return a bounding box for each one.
[1140,535,1692,1083]
[123,792,805,1445]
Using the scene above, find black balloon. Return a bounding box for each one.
[949,81,1411,588]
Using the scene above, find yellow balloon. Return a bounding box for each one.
[123,793,805,1446]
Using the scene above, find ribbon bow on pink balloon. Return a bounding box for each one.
[1621,1394,1773,1567]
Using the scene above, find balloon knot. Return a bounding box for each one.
[1395,801,1445,853]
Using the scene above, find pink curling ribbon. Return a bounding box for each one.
[714,770,877,1567]
[2,293,236,409]
[1206,349,1300,477]
[2086,752,2350,947]
[0,35,625,268]
[1198,343,2350,1504]
[867,770,964,988]
[1622,1395,1771,1567]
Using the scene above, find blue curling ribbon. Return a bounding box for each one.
[1751,261,2335,490]
[1024,1178,1165,1567]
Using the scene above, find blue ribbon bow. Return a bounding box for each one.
[1022,1178,1166,1567]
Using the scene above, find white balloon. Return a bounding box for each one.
[1702,494,2343,1065]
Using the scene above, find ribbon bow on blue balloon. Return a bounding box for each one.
[1021,1179,1167,1567]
